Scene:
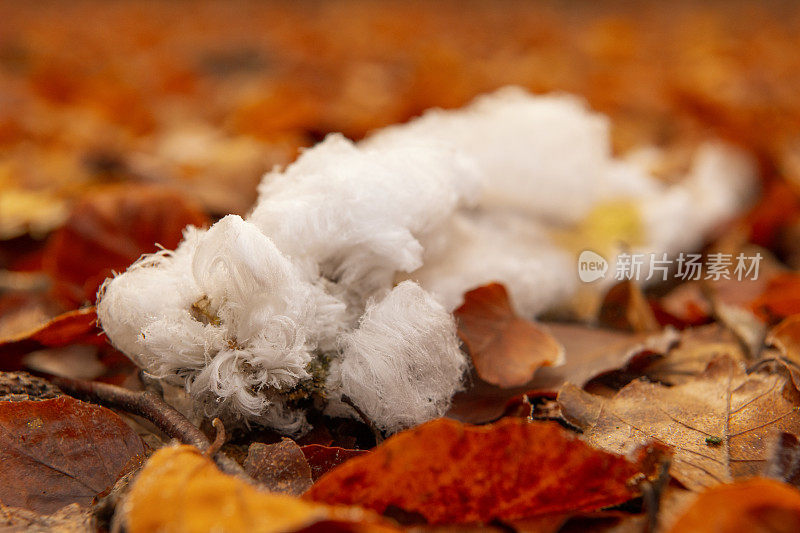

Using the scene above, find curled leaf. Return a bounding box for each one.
[447,324,678,424]
[0,307,103,370]
[767,314,800,368]
[597,280,660,333]
[454,283,564,388]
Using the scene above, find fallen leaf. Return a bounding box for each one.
[42,184,209,307]
[0,371,62,402]
[764,433,800,489]
[652,282,712,329]
[0,307,103,370]
[767,314,800,368]
[623,324,745,387]
[558,355,800,491]
[454,283,564,388]
[447,324,678,424]
[301,445,368,482]
[23,345,107,381]
[0,502,90,532]
[244,439,314,496]
[304,418,650,525]
[712,302,765,360]
[536,324,679,391]
[0,288,59,340]
[745,180,800,250]
[0,396,145,513]
[750,272,800,324]
[126,445,398,533]
[0,189,68,240]
[668,477,800,533]
[597,280,660,333]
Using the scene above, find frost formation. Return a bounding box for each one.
[97,87,755,435]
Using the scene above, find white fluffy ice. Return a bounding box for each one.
[97,87,756,435]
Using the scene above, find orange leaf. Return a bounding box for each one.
[454,283,564,388]
[126,445,398,533]
[304,418,647,525]
[0,307,103,370]
[750,273,800,324]
[0,396,145,513]
[767,314,800,367]
[668,478,800,533]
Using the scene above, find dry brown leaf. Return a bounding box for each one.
[447,324,678,424]
[558,355,800,491]
[632,324,745,386]
[712,302,766,361]
[125,445,398,533]
[668,477,800,533]
[652,282,713,329]
[304,418,653,525]
[244,439,314,496]
[0,371,62,402]
[454,284,564,388]
[767,314,800,369]
[597,280,660,333]
[0,396,145,513]
[0,502,90,532]
[537,324,679,391]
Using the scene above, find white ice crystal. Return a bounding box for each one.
[367,87,612,225]
[329,281,467,433]
[368,87,756,315]
[98,136,474,435]
[97,87,756,436]
[249,134,480,303]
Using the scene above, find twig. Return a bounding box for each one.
[204,418,226,458]
[49,376,247,479]
[341,394,384,445]
[51,376,210,449]
[640,457,671,533]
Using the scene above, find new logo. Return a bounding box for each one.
[578,250,608,283]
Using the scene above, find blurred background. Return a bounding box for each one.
[2,0,800,338]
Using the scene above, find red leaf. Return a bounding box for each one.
[454,283,564,388]
[750,273,800,323]
[43,185,209,307]
[300,445,368,482]
[0,396,145,513]
[0,307,103,370]
[304,418,647,525]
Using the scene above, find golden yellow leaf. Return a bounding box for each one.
[126,445,398,533]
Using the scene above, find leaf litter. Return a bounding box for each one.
[559,355,800,491]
